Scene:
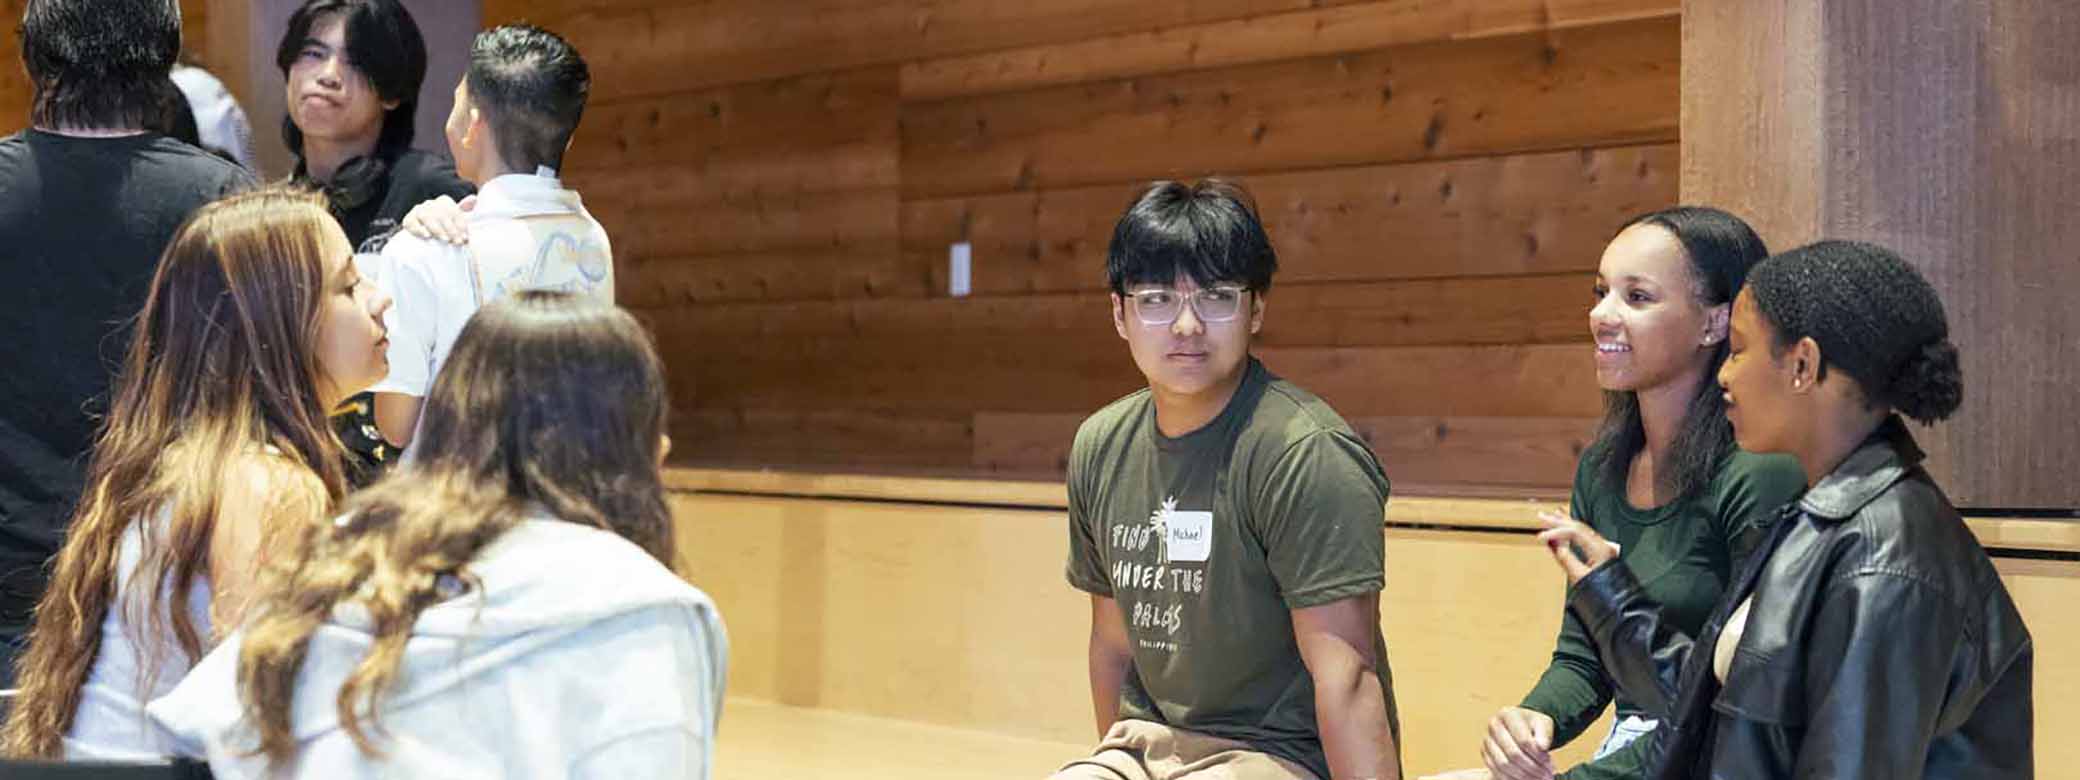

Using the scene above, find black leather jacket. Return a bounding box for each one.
[1570,417,2034,778]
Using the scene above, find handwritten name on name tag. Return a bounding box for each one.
[1166,511,1212,563]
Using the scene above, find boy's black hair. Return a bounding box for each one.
[464,24,591,173]
[1105,178,1278,295]
[275,0,427,161]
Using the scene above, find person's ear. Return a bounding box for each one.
[465,106,489,151]
[1702,303,1730,346]
[1112,294,1130,341]
[1789,336,1823,392]
[1248,291,1265,335]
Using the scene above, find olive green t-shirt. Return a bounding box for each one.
[1522,444,1805,779]
[1065,359,1397,779]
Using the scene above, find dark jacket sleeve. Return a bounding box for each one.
[1568,560,1698,722]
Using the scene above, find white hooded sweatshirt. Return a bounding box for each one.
[147,517,727,779]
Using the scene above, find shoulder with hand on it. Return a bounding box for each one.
[377,223,471,276]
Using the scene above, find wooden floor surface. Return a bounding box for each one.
[718,697,1086,779]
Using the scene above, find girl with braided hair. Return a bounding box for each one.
[1540,240,2033,778]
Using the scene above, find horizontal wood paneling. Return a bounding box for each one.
[610,188,900,261]
[567,66,899,175]
[902,0,1678,100]
[620,251,934,306]
[498,0,1680,494]
[635,274,1590,354]
[901,144,1675,296]
[498,0,1378,101]
[901,16,1679,198]
[659,343,1598,419]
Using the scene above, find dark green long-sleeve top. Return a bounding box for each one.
[1520,445,1805,779]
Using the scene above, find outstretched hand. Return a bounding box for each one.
[1535,510,1619,587]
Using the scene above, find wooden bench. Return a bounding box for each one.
[668,467,2079,776]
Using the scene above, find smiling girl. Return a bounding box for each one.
[1482,208,1805,780]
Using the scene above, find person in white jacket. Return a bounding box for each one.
[148,291,726,779]
[370,23,613,453]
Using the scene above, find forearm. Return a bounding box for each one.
[1086,642,1130,737]
[1518,650,1615,747]
[1313,664,1400,780]
[372,392,422,447]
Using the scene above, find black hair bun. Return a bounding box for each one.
[1889,339,1963,424]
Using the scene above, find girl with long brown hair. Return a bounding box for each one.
[152,291,727,779]
[1,186,392,759]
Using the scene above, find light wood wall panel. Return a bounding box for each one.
[488,0,1684,492]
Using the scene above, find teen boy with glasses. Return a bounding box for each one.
[1054,179,1402,780]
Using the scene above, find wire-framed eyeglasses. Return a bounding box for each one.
[1126,285,1250,326]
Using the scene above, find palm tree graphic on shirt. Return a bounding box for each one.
[1146,496,1178,562]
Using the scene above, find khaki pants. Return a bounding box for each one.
[1049,720,1319,780]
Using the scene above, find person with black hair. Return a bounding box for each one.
[1540,241,2033,778]
[0,0,252,685]
[276,0,473,483]
[1477,209,1804,780]
[279,0,471,252]
[368,23,611,452]
[1057,179,1401,780]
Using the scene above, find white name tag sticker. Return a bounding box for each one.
[1165,511,1213,563]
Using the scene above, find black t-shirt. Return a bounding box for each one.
[0,130,251,642]
[297,147,475,253]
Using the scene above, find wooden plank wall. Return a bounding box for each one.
[0,0,23,131]
[0,0,214,133]
[1680,0,2080,509]
[482,0,1684,491]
